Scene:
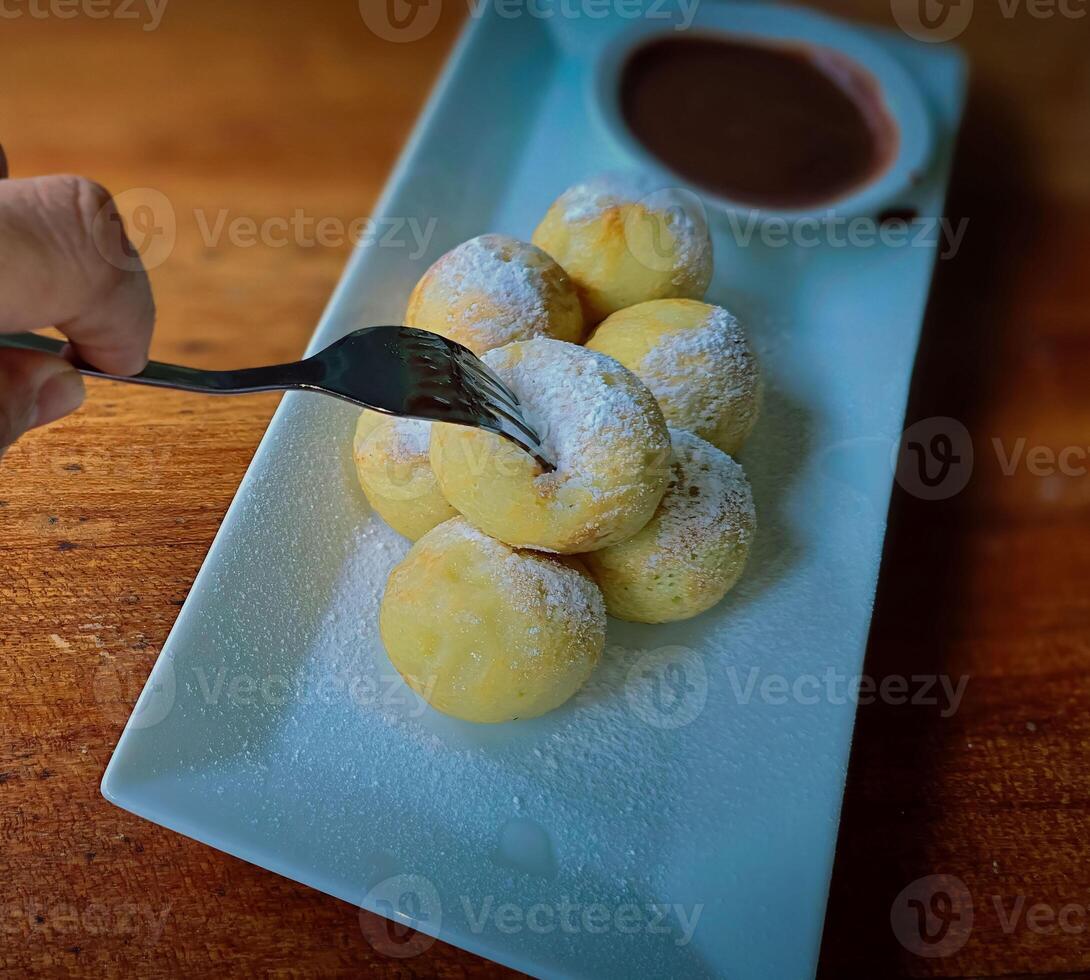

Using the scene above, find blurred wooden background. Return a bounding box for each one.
[0,0,1087,976]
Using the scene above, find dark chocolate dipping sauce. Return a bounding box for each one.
[619,37,898,209]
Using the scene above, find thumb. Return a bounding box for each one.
[0,350,85,457]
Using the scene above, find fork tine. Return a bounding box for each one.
[458,365,525,421]
[452,350,523,407]
[322,326,554,469]
[479,363,522,406]
[481,410,554,472]
[440,348,552,466]
[476,381,524,421]
[457,350,522,405]
[406,328,523,408]
[486,400,546,449]
[396,334,523,417]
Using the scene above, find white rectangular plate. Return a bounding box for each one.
[103,7,966,978]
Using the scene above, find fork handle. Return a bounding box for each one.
[0,332,316,396]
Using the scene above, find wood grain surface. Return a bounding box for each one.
[0,1,1087,977]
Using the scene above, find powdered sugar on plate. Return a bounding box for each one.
[287,506,746,968]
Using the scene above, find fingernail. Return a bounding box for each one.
[30,368,85,430]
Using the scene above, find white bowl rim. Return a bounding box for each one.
[589,1,936,223]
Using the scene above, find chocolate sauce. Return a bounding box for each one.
[619,37,898,209]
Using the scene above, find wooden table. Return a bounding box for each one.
[0,1,1087,976]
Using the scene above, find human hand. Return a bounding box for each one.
[0,159,155,458]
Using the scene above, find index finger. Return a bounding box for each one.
[0,174,155,375]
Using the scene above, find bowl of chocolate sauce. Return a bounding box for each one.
[591,4,934,221]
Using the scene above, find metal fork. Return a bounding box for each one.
[0,327,553,470]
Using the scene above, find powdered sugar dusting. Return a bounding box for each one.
[434,518,605,645]
[560,172,661,223]
[649,429,755,568]
[640,304,758,434]
[482,338,670,500]
[425,234,555,350]
[385,417,432,462]
[556,172,710,280]
[290,506,736,968]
